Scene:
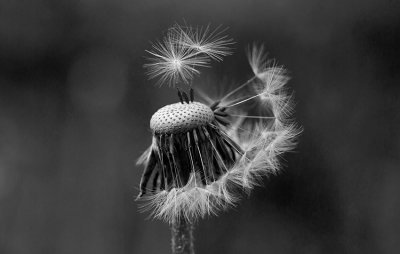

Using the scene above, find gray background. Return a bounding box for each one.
[0,0,399,253]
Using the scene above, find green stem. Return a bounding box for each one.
[171,219,195,254]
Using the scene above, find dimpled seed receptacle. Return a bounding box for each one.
[150,102,215,134]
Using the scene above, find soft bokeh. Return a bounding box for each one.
[0,0,399,253]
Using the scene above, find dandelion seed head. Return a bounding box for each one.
[137,88,300,224]
[137,25,301,224]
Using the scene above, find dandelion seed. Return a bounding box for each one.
[144,32,210,85]
[144,24,233,86]
[173,24,234,61]
[246,43,271,79]
[246,43,291,103]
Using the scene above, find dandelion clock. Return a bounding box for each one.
[136,24,301,254]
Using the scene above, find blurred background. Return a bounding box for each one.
[0,0,399,253]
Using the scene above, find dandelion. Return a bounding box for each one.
[144,24,233,86]
[137,24,301,254]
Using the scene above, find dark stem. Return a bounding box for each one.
[171,219,195,254]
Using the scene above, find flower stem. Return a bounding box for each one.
[171,219,195,254]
